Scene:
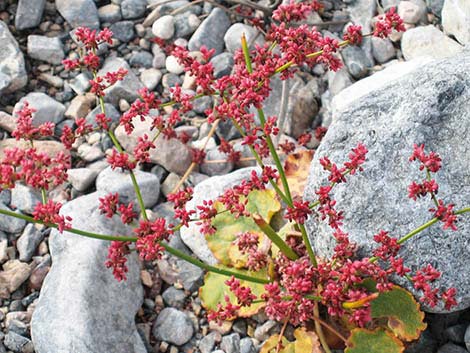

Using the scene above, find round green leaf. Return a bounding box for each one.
[345,328,404,353]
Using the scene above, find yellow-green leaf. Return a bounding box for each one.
[206,189,280,267]
[271,221,295,258]
[260,328,322,353]
[370,286,426,341]
[345,328,404,353]
[199,266,268,317]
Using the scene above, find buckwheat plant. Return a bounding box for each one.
[1,2,469,352]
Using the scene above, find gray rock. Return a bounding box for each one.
[254,320,279,342]
[68,168,98,192]
[347,0,376,62]
[210,52,234,78]
[174,13,200,38]
[221,333,240,353]
[4,331,34,353]
[27,35,64,65]
[98,4,122,23]
[0,21,27,94]
[198,331,219,353]
[224,23,263,53]
[69,72,92,94]
[341,45,371,79]
[162,286,187,308]
[192,95,212,114]
[401,25,463,60]
[200,148,234,176]
[327,67,353,96]
[17,224,44,262]
[121,0,147,19]
[14,92,65,126]
[371,37,396,64]
[161,72,183,88]
[153,308,194,346]
[382,0,400,9]
[31,192,145,353]
[437,343,468,353]
[240,337,257,353]
[444,324,467,344]
[465,324,470,351]
[180,167,260,264]
[115,115,192,175]
[427,0,445,15]
[0,231,7,262]
[0,203,26,234]
[129,51,154,68]
[15,0,46,30]
[56,0,100,29]
[96,166,160,208]
[405,330,438,353]
[109,21,135,42]
[188,8,230,55]
[442,0,470,45]
[287,79,319,138]
[152,15,175,40]
[165,55,184,74]
[85,102,121,128]
[11,183,41,215]
[98,57,144,106]
[398,0,426,24]
[140,68,162,90]
[305,50,470,312]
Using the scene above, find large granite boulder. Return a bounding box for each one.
[305,50,470,313]
[31,192,146,353]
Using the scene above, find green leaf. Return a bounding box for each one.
[206,189,280,267]
[370,285,426,341]
[345,328,404,353]
[199,266,268,317]
[260,328,321,353]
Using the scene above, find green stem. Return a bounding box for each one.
[369,207,470,263]
[253,213,299,260]
[129,171,149,221]
[298,223,317,267]
[41,188,47,205]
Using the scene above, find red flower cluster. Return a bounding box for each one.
[98,192,137,225]
[373,7,406,38]
[33,200,72,233]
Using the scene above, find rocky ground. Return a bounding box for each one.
[0,0,469,353]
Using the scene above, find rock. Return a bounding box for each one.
[200,148,234,176]
[398,1,425,24]
[174,13,200,38]
[65,95,94,119]
[17,224,44,262]
[405,330,438,353]
[305,50,470,312]
[254,320,279,341]
[115,115,192,175]
[0,232,7,263]
[401,25,463,60]
[188,8,230,55]
[129,51,154,68]
[27,35,64,65]
[68,168,98,191]
[161,173,181,197]
[98,4,121,23]
[224,23,262,53]
[371,37,396,64]
[96,167,160,208]
[383,0,400,9]
[15,0,46,30]
[180,167,260,263]
[327,67,353,96]
[341,45,371,79]
[331,57,433,114]
[85,102,120,127]
[10,183,41,215]
[162,286,187,308]
[465,324,470,351]
[166,55,185,74]
[28,260,50,291]
[240,337,257,353]
[121,0,147,19]
[38,73,64,88]
[140,68,162,90]
[109,21,135,42]
[77,143,104,162]
[0,111,16,133]
[444,324,467,344]
[152,15,175,40]
[0,21,27,94]
[14,92,65,126]
[0,260,34,294]
[153,308,194,345]
[4,331,34,353]
[198,331,219,353]
[287,79,319,138]
[69,72,92,94]
[0,140,68,161]
[210,52,234,78]
[56,0,99,29]
[437,343,468,353]
[427,0,445,15]
[31,192,145,353]
[0,203,26,234]
[98,57,144,106]
[442,0,470,45]
[221,333,240,353]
